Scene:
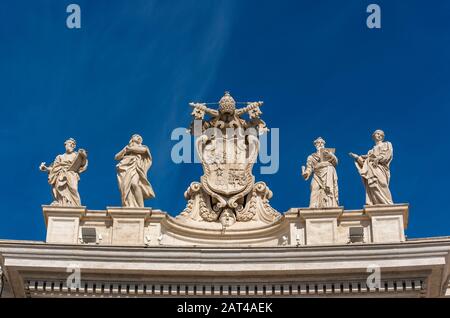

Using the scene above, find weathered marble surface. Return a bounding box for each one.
[115,134,155,208]
[349,129,394,205]
[1,235,450,297]
[181,92,280,226]
[39,138,88,207]
[302,137,339,208]
[42,203,408,247]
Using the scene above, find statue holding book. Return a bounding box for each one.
[301,137,339,208]
[349,129,393,205]
[39,138,88,206]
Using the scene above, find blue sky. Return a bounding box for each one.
[0,0,449,241]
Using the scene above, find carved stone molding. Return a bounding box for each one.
[181,92,281,227]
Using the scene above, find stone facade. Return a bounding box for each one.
[0,203,449,298]
[0,236,449,298]
[41,204,408,247]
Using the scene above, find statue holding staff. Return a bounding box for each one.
[301,137,339,208]
[349,129,393,205]
[39,138,88,206]
[115,134,155,208]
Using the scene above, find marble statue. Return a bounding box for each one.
[349,129,393,205]
[301,137,339,208]
[39,138,88,206]
[115,134,155,208]
[180,91,281,226]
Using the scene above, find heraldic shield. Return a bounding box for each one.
[179,92,281,227]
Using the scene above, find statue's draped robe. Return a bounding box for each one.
[355,141,393,205]
[48,152,84,206]
[116,146,155,207]
[305,152,339,208]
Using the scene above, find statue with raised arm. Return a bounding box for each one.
[301,137,339,208]
[115,134,155,208]
[39,138,88,206]
[349,129,393,205]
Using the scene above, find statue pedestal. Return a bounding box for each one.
[365,204,408,243]
[285,208,305,246]
[144,210,166,246]
[107,207,151,246]
[43,205,86,244]
[299,207,344,245]
[41,204,409,247]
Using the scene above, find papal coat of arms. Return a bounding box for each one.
[179,92,281,227]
